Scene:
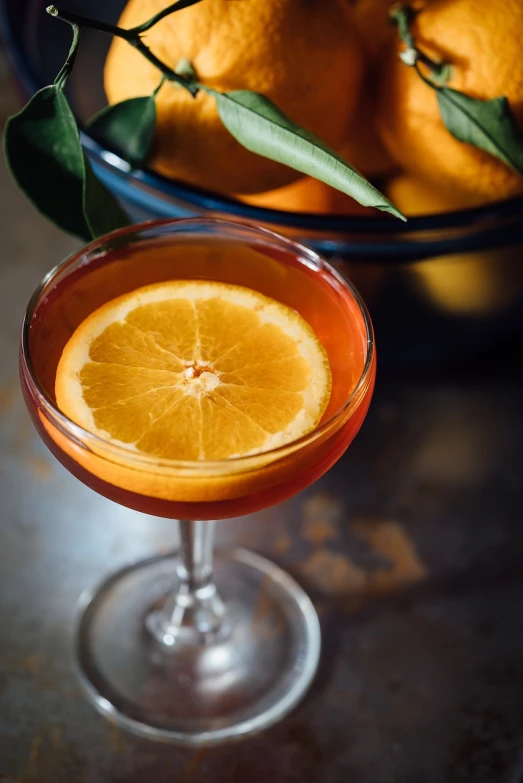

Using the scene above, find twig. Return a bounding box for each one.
[46,5,199,96]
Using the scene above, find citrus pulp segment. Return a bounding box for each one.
[55,281,332,462]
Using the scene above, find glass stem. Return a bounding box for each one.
[147,520,226,647]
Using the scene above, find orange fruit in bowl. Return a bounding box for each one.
[385,174,523,316]
[331,1,399,180]
[104,0,366,195]
[376,0,523,205]
[385,173,486,215]
[347,0,397,60]
[339,92,398,181]
[239,176,378,216]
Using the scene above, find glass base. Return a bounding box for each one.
[76,549,320,745]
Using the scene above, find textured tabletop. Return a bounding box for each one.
[1,48,523,783]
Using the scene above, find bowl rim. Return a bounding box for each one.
[3,0,523,241]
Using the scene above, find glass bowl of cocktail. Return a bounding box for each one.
[20,217,375,744]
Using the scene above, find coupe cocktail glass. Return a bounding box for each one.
[20,218,375,744]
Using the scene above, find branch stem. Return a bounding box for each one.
[46,5,130,39]
[53,22,80,89]
[128,0,203,35]
[46,5,199,96]
[390,2,450,83]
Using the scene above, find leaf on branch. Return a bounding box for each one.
[209,89,406,220]
[437,88,523,175]
[4,85,129,240]
[88,89,159,167]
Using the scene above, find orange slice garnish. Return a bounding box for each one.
[55,281,332,463]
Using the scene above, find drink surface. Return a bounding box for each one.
[24,233,374,519]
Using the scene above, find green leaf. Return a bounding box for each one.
[4,85,129,240]
[436,88,523,175]
[88,94,157,167]
[208,89,406,220]
[4,85,90,239]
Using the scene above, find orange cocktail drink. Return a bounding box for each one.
[20,218,375,745]
[22,219,374,521]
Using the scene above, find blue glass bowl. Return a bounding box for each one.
[3,0,523,367]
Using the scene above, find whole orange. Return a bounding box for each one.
[376,0,523,203]
[104,0,365,195]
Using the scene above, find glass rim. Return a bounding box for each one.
[20,217,375,473]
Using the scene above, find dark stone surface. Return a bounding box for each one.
[2,370,523,783]
[1,43,523,783]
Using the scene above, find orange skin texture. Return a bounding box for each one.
[340,90,398,180]
[346,0,397,60]
[333,1,399,178]
[104,0,366,195]
[376,0,523,203]
[239,176,377,216]
[385,172,488,215]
